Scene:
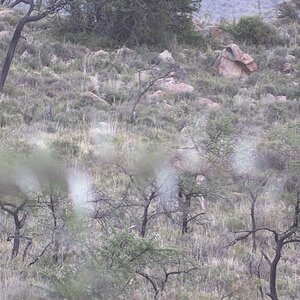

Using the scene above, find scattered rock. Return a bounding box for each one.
[88,75,99,93]
[180,127,188,134]
[276,96,287,102]
[93,49,110,59]
[21,50,31,59]
[161,102,173,111]
[286,55,296,63]
[161,82,195,95]
[214,50,222,56]
[281,62,294,74]
[249,102,257,110]
[214,44,257,78]
[171,148,201,173]
[158,50,175,64]
[116,46,135,59]
[263,93,276,102]
[82,92,110,106]
[266,93,276,102]
[50,54,58,63]
[202,25,226,42]
[238,87,249,95]
[195,97,220,108]
[149,90,167,100]
[192,17,206,31]
[157,77,176,86]
[196,174,205,183]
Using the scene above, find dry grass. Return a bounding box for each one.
[0,7,299,299]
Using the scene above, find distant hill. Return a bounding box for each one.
[199,0,283,20]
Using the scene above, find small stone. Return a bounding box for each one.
[93,49,110,59]
[150,90,167,100]
[263,93,276,102]
[276,96,287,102]
[195,97,220,108]
[116,46,135,59]
[281,62,294,74]
[162,82,194,94]
[286,55,296,63]
[158,50,175,64]
[196,174,205,183]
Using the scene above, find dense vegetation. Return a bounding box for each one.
[222,16,283,46]
[56,0,202,47]
[0,0,300,299]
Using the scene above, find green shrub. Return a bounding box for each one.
[223,16,282,46]
[57,0,202,47]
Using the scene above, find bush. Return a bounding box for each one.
[277,0,300,23]
[59,0,202,47]
[223,16,282,46]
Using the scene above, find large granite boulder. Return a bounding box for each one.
[214,44,258,78]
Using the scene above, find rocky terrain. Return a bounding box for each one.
[0,2,300,300]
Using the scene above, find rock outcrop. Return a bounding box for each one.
[214,44,257,78]
[161,82,195,95]
[158,50,175,64]
[195,97,220,108]
[116,46,135,60]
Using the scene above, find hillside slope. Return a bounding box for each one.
[0,5,299,300]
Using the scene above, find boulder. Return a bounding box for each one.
[162,82,194,95]
[21,50,31,59]
[116,46,135,59]
[50,54,58,63]
[88,75,99,93]
[286,54,296,63]
[171,148,201,173]
[158,50,175,64]
[261,93,276,102]
[196,174,206,183]
[93,49,110,59]
[281,62,294,74]
[214,44,257,78]
[276,96,287,102]
[202,25,226,42]
[82,91,110,106]
[157,77,176,85]
[149,90,167,100]
[195,97,220,108]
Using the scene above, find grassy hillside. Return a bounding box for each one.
[0,5,300,300]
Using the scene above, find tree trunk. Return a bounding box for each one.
[0,19,26,92]
[181,195,191,235]
[140,201,150,238]
[12,215,22,258]
[250,199,257,252]
[269,241,282,300]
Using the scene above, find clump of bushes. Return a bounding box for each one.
[277,0,300,24]
[54,0,203,48]
[223,16,282,46]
